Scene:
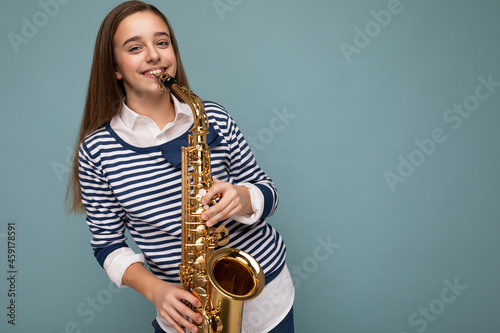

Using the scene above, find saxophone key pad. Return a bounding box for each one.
[195,237,205,250]
[195,255,205,266]
[196,225,207,235]
[192,287,207,303]
[193,273,207,287]
[213,225,230,246]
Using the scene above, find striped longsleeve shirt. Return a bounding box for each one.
[78,102,287,284]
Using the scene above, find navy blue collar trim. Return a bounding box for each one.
[159,127,223,168]
[105,122,223,169]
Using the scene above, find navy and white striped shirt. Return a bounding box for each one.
[79,102,286,283]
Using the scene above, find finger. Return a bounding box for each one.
[174,289,202,309]
[206,200,240,226]
[202,178,230,206]
[170,309,202,332]
[201,187,227,219]
[178,305,203,326]
[223,207,241,220]
[162,301,202,333]
[165,313,199,333]
[161,310,193,333]
[162,289,202,317]
[202,182,223,206]
[202,194,231,222]
[174,301,204,330]
[173,290,203,322]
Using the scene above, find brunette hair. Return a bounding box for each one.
[67,1,189,213]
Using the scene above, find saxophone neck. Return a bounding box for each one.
[157,73,209,133]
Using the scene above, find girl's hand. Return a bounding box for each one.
[201,179,253,227]
[151,281,203,333]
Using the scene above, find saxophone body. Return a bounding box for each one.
[156,74,265,333]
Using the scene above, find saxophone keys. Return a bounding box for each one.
[193,273,207,287]
[195,237,205,250]
[196,189,207,203]
[198,189,207,196]
[192,157,202,166]
[196,255,206,266]
[196,225,207,235]
[193,287,207,303]
[204,313,223,333]
[213,225,230,247]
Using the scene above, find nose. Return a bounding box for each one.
[145,45,160,62]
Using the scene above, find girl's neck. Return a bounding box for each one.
[126,92,175,129]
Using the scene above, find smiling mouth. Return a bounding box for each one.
[142,68,166,76]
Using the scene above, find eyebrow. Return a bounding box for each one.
[122,31,170,47]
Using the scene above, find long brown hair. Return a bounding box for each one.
[67,1,189,213]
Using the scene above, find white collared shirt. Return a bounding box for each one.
[110,94,193,147]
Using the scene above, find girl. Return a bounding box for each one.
[68,1,294,332]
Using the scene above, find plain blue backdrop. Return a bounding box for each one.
[1,0,500,332]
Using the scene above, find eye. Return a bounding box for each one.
[128,45,142,52]
[157,40,170,47]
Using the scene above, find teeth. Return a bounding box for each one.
[144,68,164,75]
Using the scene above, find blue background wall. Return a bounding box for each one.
[1,0,499,332]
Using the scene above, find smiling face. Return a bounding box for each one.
[113,11,177,100]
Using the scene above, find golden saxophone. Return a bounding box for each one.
[156,74,265,333]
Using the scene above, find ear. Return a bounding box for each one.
[115,69,123,80]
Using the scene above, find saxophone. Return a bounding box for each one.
[156,74,265,333]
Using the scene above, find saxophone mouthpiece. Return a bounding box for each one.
[156,73,177,92]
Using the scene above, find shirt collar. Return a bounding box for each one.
[119,94,193,130]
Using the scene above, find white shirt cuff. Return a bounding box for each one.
[103,247,146,288]
[231,183,264,225]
